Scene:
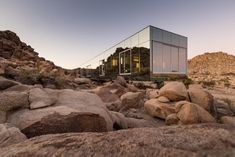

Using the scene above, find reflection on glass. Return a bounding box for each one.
[132,47,140,73]
[83,26,187,80]
[171,47,179,72]
[162,45,171,72]
[120,49,131,74]
[99,60,105,76]
[139,41,150,80]
[96,42,150,80]
[120,52,124,74]
[112,59,118,66]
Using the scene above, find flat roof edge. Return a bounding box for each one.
[149,25,187,38]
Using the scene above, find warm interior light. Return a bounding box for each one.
[112,59,118,66]
[136,63,140,68]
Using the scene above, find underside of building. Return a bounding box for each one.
[80,25,187,81]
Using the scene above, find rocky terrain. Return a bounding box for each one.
[0,30,93,89]
[0,75,234,156]
[0,31,234,156]
[0,124,234,157]
[188,52,235,88]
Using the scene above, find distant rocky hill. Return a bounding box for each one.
[188,52,235,87]
[0,30,86,89]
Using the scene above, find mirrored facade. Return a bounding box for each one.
[81,26,187,80]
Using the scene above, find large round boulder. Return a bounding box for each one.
[55,89,113,131]
[159,81,188,101]
[146,89,159,99]
[144,99,175,119]
[95,82,128,103]
[7,106,108,138]
[120,92,144,111]
[176,101,216,124]
[188,84,214,111]
[165,113,179,125]
[114,76,127,87]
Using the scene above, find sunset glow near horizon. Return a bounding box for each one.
[0,0,235,69]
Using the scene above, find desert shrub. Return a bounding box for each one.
[153,77,167,89]
[168,76,193,88]
[199,80,216,87]
[182,77,193,88]
[54,76,67,89]
[17,69,41,85]
[17,69,62,88]
[224,81,230,88]
[219,77,231,88]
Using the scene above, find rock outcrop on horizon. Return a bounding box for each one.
[188,52,235,88]
[0,30,88,89]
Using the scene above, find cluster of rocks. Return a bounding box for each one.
[0,30,92,89]
[0,75,234,156]
[144,82,235,125]
[0,76,160,144]
[188,52,235,88]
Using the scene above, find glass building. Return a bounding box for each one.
[81,25,187,80]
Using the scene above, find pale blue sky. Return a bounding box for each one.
[0,0,234,69]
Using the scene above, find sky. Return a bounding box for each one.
[0,0,235,69]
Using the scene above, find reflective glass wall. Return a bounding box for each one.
[151,26,187,75]
[82,27,151,80]
[81,26,187,80]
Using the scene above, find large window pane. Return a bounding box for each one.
[124,50,131,73]
[120,52,125,74]
[131,47,140,73]
[162,45,171,72]
[119,49,131,74]
[139,41,150,76]
[179,48,187,73]
[153,42,163,73]
[99,60,105,76]
[171,47,179,72]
